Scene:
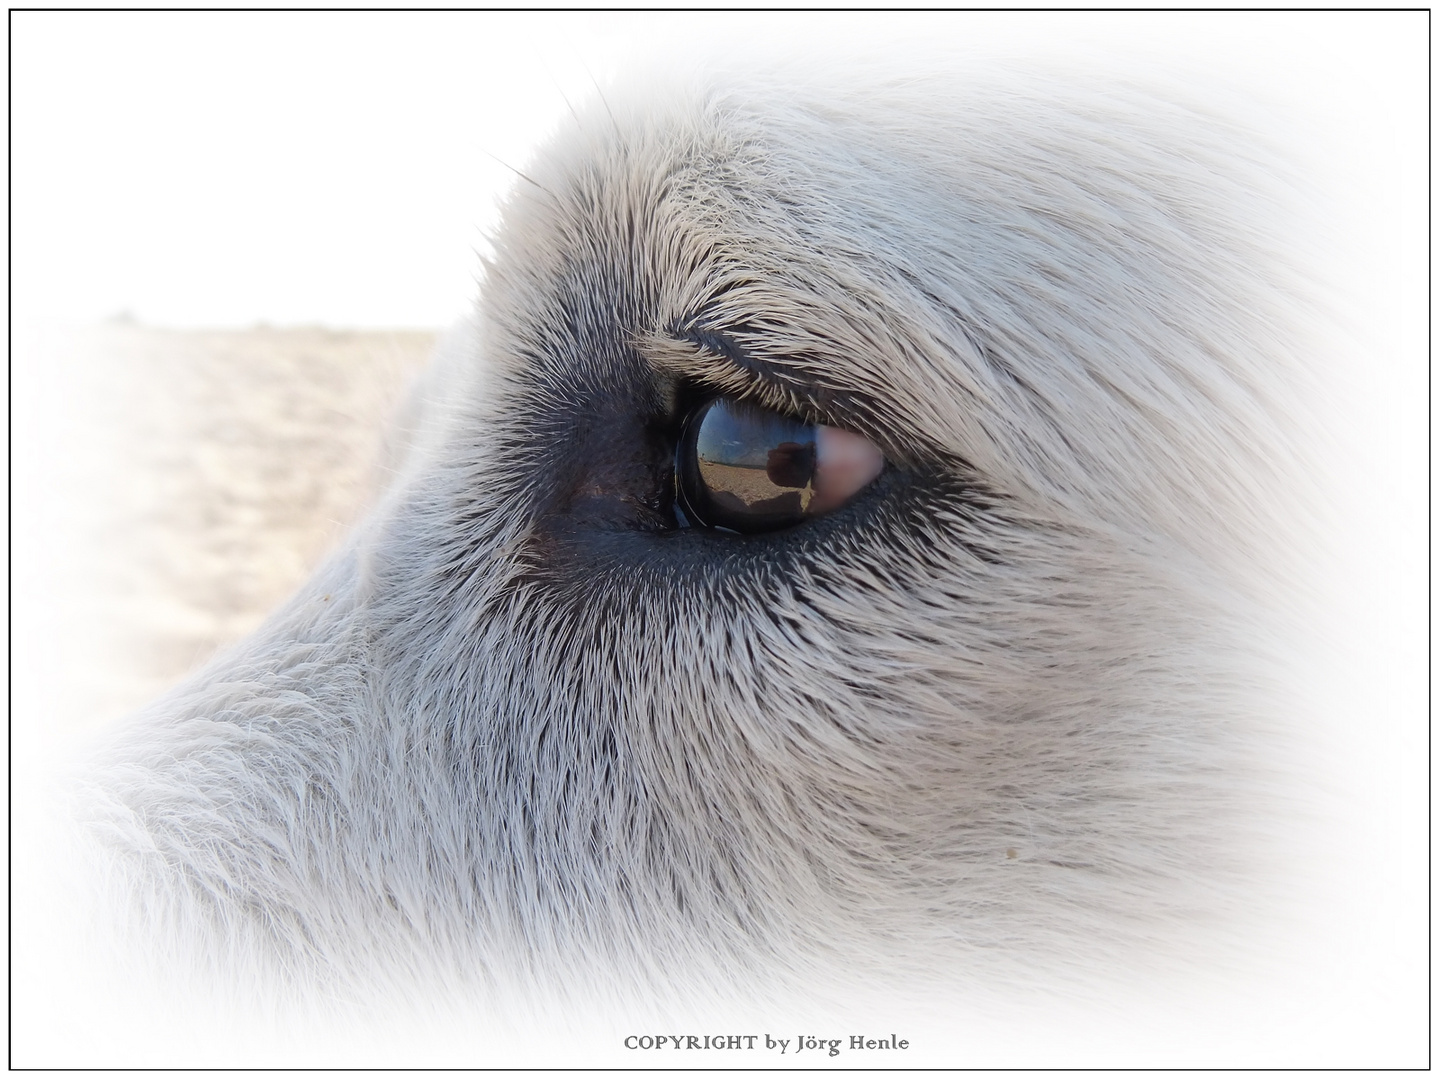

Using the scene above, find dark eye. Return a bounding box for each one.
[674,398,885,534]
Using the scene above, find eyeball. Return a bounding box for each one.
[674,398,885,534]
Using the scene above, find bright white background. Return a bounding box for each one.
[12,11,648,328]
[14,11,1426,330]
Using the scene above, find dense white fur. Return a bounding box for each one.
[22,52,1417,1066]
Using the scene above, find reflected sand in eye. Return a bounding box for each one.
[696,459,814,517]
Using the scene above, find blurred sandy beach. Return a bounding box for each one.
[13,322,438,753]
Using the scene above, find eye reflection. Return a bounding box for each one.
[675,398,884,534]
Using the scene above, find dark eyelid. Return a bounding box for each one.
[657,324,951,474]
[670,325,863,430]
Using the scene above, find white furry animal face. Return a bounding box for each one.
[63,59,1348,1055]
[361,70,1299,982]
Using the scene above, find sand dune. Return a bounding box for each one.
[14,322,438,748]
